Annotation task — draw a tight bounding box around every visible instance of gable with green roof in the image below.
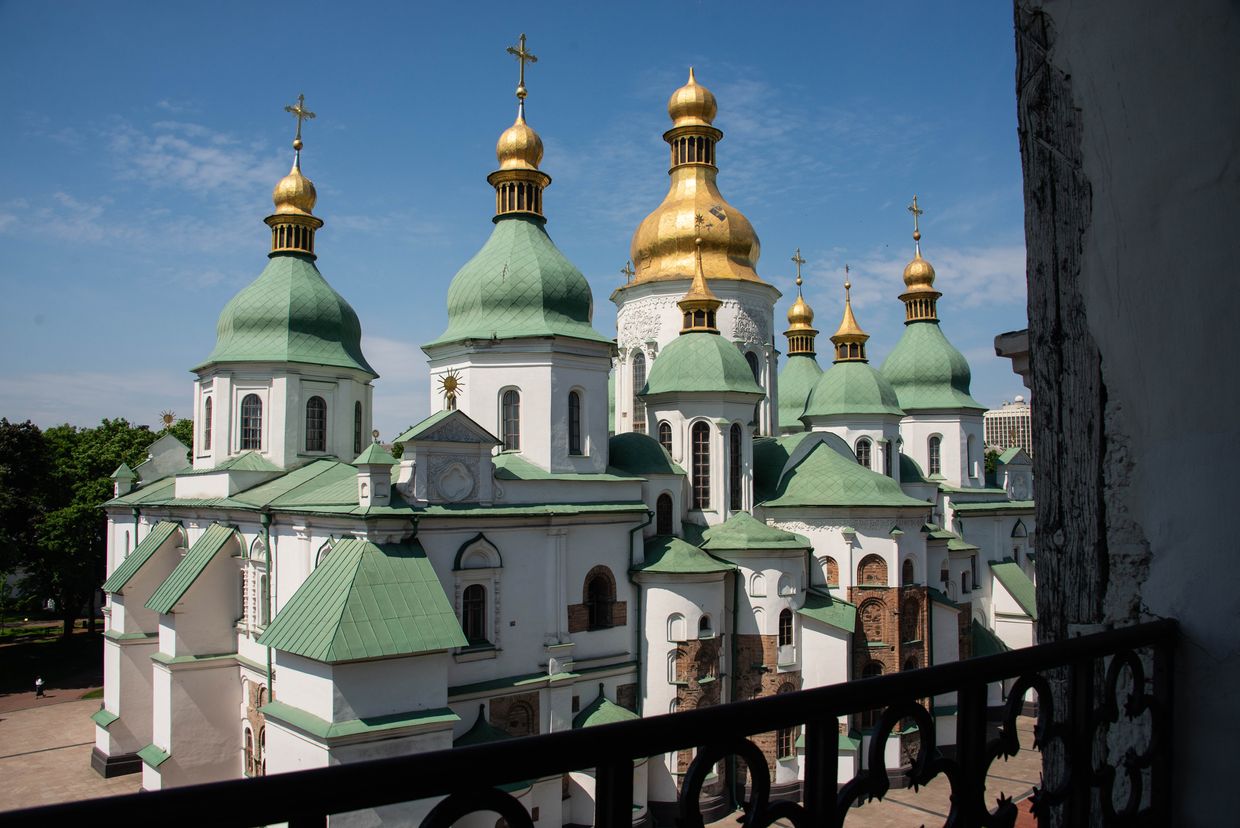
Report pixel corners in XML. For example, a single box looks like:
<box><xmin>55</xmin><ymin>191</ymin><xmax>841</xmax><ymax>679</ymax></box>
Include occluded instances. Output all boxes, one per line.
<box><xmin>700</xmin><ymin>511</ymin><xmax>809</xmax><ymax>552</ymax></box>
<box><xmin>259</xmin><ymin>538</ymin><xmax>466</xmax><ymax>663</ymax></box>
<box><xmin>633</xmin><ymin>535</ymin><xmax>734</xmax><ymax>576</ymax></box>
<box><xmin>797</xmin><ymin>588</ymin><xmax>857</xmax><ymax>633</ymax></box>
<box><xmin>103</xmin><ymin>521</ymin><xmax>183</xmax><ymax>594</ymax></box>
<box><xmin>608</xmin><ymin>432</ymin><xmax>685</xmax><ymax>476</ymax></box>
<box><xmin>989</xmin><ymin>558</ymin><xmax>1038</xmax><ymax>619</ymax></box>
<box><xmin>573</xmin><ymin>686</ymin><xmax>639</xmax><ymax>728</ymax></box>
<box><xmin>761</xmin><ymin>441</ymin><xmax>931</xmax><ymax>510</ymax></box>
<box><xmin>146</xmin><ymin>524</ymin><xmax>239</xmax><ymax>614</ymax></box>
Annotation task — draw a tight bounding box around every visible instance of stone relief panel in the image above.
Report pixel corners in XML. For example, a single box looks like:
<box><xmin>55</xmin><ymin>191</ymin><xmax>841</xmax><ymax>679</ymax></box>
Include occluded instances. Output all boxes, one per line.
<box><xmin>421</xmin><ymin>420</ymin><xmax>486</xmax><ymax>444</ymax></box>
<box><xmin>726</xmin><ymin>301</ymin><xmax>770</xmax><ymax>346</ymax></box>
<box><xmin>616</xmin><ymin>295</ymin><xmax>680</xmax><ymax>351</ymax></box>
<box><xmin>429</xmin><ymin>454</ymin><xmax>478</xmax><ymax>503</ymax></box>
<box><xmin>773</xmin><ymin>518</ymin><xmax>924</xmax><ymax>536</ymax></box>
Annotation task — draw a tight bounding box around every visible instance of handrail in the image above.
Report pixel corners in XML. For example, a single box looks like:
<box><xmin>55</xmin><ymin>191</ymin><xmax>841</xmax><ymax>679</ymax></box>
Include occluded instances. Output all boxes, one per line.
<box><xmin>0</xmin><ymin>618</ymin><xmax>1177</xmax><ymax>828</ymax></box>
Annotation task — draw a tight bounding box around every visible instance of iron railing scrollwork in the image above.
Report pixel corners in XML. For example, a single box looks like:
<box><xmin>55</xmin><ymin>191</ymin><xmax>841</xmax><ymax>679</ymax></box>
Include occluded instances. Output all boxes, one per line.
<box><xmin>0</xmin><ymin>619</ymin><xmax>1176</xmax><ymax>828</ymax></box>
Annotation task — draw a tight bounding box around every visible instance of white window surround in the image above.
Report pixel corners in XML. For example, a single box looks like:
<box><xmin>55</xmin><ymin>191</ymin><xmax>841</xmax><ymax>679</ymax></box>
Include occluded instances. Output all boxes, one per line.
<box><xmin>454</xmin><ymin>539</ymin><xmax>501</xmax><ymax>654</ymax></box>
<box><xmin>667</xmin><ymin>612</ymin><xmax>686</xmax><ymax>642</ymax></box>
<box><xmin>749</xmin><ymin>572</ymin><xmax>767</xmax><ymax>597</ymax></box>
<box><xmin>233</xmin><ymin>386</ymin><xmax>270</xmax><ymax>454</ymax></box>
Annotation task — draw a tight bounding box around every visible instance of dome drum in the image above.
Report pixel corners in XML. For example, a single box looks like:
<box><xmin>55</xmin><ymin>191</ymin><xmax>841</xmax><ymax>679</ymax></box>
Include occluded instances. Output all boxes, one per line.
<box><xmin>265</xmin><ymin>212</ymin><xmax>323</xmax><ymax>258</ymax></box>
<box><xmin>664</xmin><ymin>124</ymin><xmax>723</xmax><ymax>171</ymax></box>
<box><xmin>487</xmin><ymin>168</ymin><xmax>551</xmax><ymax>218</ymax></box>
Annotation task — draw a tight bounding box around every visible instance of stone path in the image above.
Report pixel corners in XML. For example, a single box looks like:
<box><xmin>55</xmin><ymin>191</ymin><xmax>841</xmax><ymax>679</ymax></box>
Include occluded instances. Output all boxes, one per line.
<box><xmin>0</xmin><ymin>697</ymin><xmax>140</xmax><ymax>812</ymax></box>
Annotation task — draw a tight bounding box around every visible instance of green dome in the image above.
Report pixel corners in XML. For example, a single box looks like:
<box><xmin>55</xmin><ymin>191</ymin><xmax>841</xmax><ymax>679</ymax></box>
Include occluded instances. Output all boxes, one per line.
<box><xmin>641</xmin><ymin>332</ymin><xmax>763</xmax><ymax>397</ymax></box>
<box><xmin>423</xmin><ymin>216</ymin><xmax>609</xmax><ymax>348</ymax></box>
<box><xmin>777</xmin><ymin>354</ymin><xmax>823</xmax><ymax>428</ymax></box>
<box><xmin>803</xmin><ymin>360</ymin><xmax>904</xmax><ymax>420</ymax></box>
<box><xmin>199</xmin><ymin>254</ymin><xmax>375</xmax><ymax>375</ymax></box>
<box><xmin>608</xmin><ymin>432</ymin><xmax>684</xmax><ymax>476</ymax></box>
<box><xmin>879</xmin><ymin>321</ymin><xmax>985</xmax><ymax>411</ymax></box>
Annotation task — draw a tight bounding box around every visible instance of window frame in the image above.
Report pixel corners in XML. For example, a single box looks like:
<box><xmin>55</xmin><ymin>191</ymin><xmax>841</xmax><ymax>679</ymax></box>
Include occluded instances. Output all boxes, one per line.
<box><xmin>202</xmin><ymin>395</ymin><xmax>212</xmax><ymax>452</ymax></box>
<box><xmin>461</xmin><ymin>583</ymin><xmax>489</xmax><ymax>645</ymax></box>
<box><xmin>691</xmin><ymin>421</ymin><xmax>711</xmax><ymax>510</ymax></box>
<box><xmin>567</xmin><ymin>390</ymin><xmax>583</xmax><ymax>456</ymax></box>
<box><xmin>729</xmin><ymin>423</ymin><xmax>743</xmax><ymax>511</ymax></box>
<box><xmin>500</xmin><ymin>389</ymin><xmax>521</xmax><ymax>452</ymax></box>
<box><xmin>928</xmin><ymin>434</ymin><xmax>942</xmax><ymax>476</ymax></box>
<box><xmin>631</xmin><ymin>351</ymin><xmax>647</xmax><ymax>435</ymax></box>
<box><xmin>239</xmin><ymin>393</ymin><xmax>264</xmax><ymax>451</ymax></box>
<box><xmin>656</xmin><ymin>492</ymin><xmax>674</xmax><ymax>535</ymax></box>
<box><xmin>305</xmin><ymin>395</ymin><xmax>328</xmax><ymax>453</ymax></box>
<box><xmin>353</xmin><ymin>401</ymin><xmax>363</xmax><ymax>456</ymax></box>
<box><xmin>855</xmin><ymin>437</ymin><xmax>872</xmax><ymax>469</ymax></box>
<box><xmin>657</xmin><ymin>420</ymin><xmax>672</xmax><ymax>454</ymax></box>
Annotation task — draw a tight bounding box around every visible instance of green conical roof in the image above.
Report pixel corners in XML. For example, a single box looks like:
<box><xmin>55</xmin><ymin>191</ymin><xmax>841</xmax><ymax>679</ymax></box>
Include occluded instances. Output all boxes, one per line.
<box><xmin>573</xmin><ymin>685</ymin><xmax>639</xmax><ymax>729</ymax></box>
<box><xmin>879</xmin><ymin>321</ymin><xmax>984</xmax><ymax>411</ymax></box>
<box><xmin>777</xmin><ymin>354</ymin><xmax>823</xmax><ymax>429</ymax></box>
<box><xmin>198</xmin><ymin>254</ymin><xmax>375</xmax><ymax>375</ymax></box>
<box><xmin>803</xmin><ymin>360</ymin><xmax>903</xmax><ymax>420</ymax></box>
<box><xmin>642</xmin><ymin>332</ymin><xmax>763</xmax><ymax>397</ymax></box>
<box><xmin>633</xmin><ymin>535</ymin><xmax>734</xmax><ymax>575</ymax></box>
<box><xmin>423</xmin><ymin>216</ymin><xmax>608</xmax><ymax>348</ymax></box>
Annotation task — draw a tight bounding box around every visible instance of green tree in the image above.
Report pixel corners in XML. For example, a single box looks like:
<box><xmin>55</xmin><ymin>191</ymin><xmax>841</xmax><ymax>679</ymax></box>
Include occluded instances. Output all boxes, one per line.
<box><xmin>0</xmin><ymin>419</ymin><xmax>50</xmax><ymax>576</ymax></box>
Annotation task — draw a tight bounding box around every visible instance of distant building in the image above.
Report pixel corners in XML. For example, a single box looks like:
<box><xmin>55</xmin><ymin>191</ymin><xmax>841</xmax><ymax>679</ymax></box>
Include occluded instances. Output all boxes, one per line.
<box><xmin>984</xmin><ymin>397</ymin><xmax>1033</xmax><ymax>455</ymax></box>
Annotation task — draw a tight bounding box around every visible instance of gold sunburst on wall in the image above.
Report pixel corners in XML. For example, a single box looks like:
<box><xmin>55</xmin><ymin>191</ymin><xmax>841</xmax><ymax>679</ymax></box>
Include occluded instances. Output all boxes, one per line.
<box><xmin>438</xmin><ymin>371</ymin><xmax>463</xmax><ymax>410</ymax></box>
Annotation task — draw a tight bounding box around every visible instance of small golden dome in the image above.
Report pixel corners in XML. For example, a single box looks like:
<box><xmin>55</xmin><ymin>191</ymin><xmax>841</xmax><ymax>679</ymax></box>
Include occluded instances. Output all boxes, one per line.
<box><xmin>787</xmin><ymin>295</ymin><xmax>814</xmax><ymax>329</ymax></box>
<box><xmin>834</xmin><ymin>283</ymin><xmax>866</xmax><ymax>339</ymax></box>
<box><xmin>668</xmin><ymin>67</ymin><xmax>717</xmax><ymax>128</ymax></box>
<box><xmin>902</xmin><ymin>249</ymin><xmax>937</xmax><ymax>289</ymax></box>
<box><xmin>496</xmin><ymin>104</ymin><xmax>544</xmax><ymax>171</ymax></box>
<box><xmin>272</xmin><ymin>162</ymin><xmax>316</xmax><ymax>216</ymax></box>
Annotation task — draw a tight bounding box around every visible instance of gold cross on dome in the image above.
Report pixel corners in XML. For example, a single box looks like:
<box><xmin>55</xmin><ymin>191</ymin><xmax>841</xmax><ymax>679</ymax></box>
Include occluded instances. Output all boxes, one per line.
<box><xmin>284</xmin><ymin>94</ymin><xmax>316</xmax><ymax>144</ymax></box>
<box><xmin>621</xmin><ymin>260</ymin><xmax>635</xmax><ymax>282</ymax></box>
<box><xmin>907</xmin><ymin>194</ymin><xmax>924</xmax><ymax>233</ymax></box>
<box><xmin>791</xmin><ymin>248</ymin><xmax>806</xmax><ymax>286</ymax></box>
<box><xmin>507</xmin><ymin>33</ymin><xmax>538</xmax><ymax>99</ymax></box>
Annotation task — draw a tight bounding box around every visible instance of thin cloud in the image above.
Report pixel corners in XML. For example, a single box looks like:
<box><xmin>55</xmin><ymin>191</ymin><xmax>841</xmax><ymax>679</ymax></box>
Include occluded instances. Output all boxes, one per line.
<box><xmin>362</xmin><ymin>335</ymin><xmax>430</xmax><ymax>441</ymax></box>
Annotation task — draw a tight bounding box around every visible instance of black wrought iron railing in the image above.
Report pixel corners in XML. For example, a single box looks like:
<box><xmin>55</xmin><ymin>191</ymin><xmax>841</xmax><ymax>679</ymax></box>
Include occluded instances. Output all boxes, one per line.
<box><xmin>0</xmin><ymin>619</ymin><xmax>1176</xmax><ymax>828</ymax></box>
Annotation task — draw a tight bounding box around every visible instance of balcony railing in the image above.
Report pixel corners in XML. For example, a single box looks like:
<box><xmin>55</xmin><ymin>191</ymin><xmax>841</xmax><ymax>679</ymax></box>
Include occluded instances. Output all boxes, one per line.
<box><xmin>0</xmin><ymin>619</ymin><xmax>1176</xmax><ymax>828</ymax></box>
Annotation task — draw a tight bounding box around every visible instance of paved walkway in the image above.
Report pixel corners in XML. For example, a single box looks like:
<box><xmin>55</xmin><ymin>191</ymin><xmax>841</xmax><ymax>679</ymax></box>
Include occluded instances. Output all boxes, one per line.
<box><xmin>0</xmin><ymin>697</ymin><xmax>140</xmax><ymax>812</ymax></box>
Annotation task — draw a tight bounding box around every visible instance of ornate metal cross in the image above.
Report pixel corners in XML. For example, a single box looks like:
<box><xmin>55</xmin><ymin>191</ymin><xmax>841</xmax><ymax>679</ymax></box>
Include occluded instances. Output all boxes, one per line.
<box><xmin>507</xmin><ymin>33</ymin><xmax>538</xmax><ymax>99</ymax></box>
<box><xmin>621</xmin><ymin>260</ymin><xmax>635</xmax><ymax>282</ymax></box>
<box><xmin>791</xmin><ymin>248</ymin><xmax>806</xmax><ymax>285</ymax></box>
<box><xmin>284</xmin><ymin>93</ymin><xmax>316</xmax><ymax>144</ymax></box>
<box><xmin>907</xmin><ymin>194</ymin><xmax>924</xmax><ymax>234</ymax></box>
<box><xmin>844</xmin><ymin>263</ymin><xmax>851</xmax><ymax>296</ymax></box>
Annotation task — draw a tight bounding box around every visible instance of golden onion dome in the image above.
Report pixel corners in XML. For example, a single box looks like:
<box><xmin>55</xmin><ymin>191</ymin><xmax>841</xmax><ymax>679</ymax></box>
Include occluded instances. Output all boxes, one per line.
<box><xmin>496</xmin><ymin>104</ymin><xmax>544</xmax><ymax>171</ymax></box>
<box><xmin>787</xmin><ymin>294</ymin><xmax>814</xmax><ymax>330</ymax></box>
<box><xmin>668</xmin><ymin>67</ymin><xmax>717</xmax><ymax>127</ymax></box>
<box><xmin>272</xmin><ymin>161</ymin><xmax>316</xmax><ymax>216</ymax></box>
<box><xmin>902</xmin><ymin>249</ymin><xmax>937</xmax><ymax>290</ymax></box>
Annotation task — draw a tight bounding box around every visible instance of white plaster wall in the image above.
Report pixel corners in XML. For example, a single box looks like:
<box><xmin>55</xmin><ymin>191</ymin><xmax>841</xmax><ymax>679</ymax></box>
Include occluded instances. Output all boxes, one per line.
<box><xmin>98</xmin><ymin>636</ymin><xmax>158</xmax><ymax>757</ymax></box>
<box><xmin>897</xmin><ymin>413</ymin><xmax>984</xmax><ymax>488</ymax></box>
<box><xmin>155</xmin><ymin>661</ymin><xmax>240</xmax><ymax>787</ymax></box>
<box><xmin>799</xmin><ymin>624</ymin><xmax>850</xmax><ymax>690</ymax></box>
<box><xmin>332</xmin><ymin>654</ymin><xmax>450</xmax><ymax>721</ymax></box>
<box><xmin>273</xmin><ymin>653</ymin><xmax>336</xmax><ymax>722</ymax></box>
<box><xmin>641</xmin><ymin>578</ymin><xmax>727</xmax><ymax>715</ymax></box>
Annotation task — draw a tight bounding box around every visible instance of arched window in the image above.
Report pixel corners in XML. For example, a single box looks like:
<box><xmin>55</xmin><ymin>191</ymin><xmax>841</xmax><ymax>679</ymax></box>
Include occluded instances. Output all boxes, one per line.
<box><xmin>904</xmin><ymin>656</ymin><xmax>920</xmax><ymax>672</ymax></box>
<box><xmin>967</xmin><ymin>434</ymin><xmax>977</xmax><ymax>477</ymax></box>
<box><xmin>776</xmin><ymin>683</ymin><xmax>796</xmax><ymax>757</ymax></box>
<box><xmin>568</xmin><ymin>391</ymin><xmax>582</xmax><ymax>455</ymax></box>
<box><xmin>857</xmin><ymin>554</ymin><xmax>888</xmax><ymax>586</ymax></box>
<box><xmin>884</xmin><ymin>440</ymin><xmax>892</xmax><ymax>476</ymax></box>
<box><xmin>668</xmin><ymin>649</ymin><xmax>686</xmax><ymax>683</ymax></box>
<box><xmin>962</xmin><ymin>571</ymin><xmax>971</xmax><ymax>593</ymax></box>
<box><xmin>902</xmin><ymin>558</ymin><xmax>915</xmax><ymax>585</ymax></box>
<box><xmin>901</xmin><ymin>598</ymin><xmax>921</xmax><ymax>643</ymax></box>
<box><xmin>305</xmin><ymin>396</ymin><xmax>327</xmax><ymax>452</ymax></box>
<box><xmin>657</xmin><ymin>420</ymin><xmax>672</xmax><ymax>454</ymax></box>
<box><xmin>506</xmin><ymin>701</ymin><xmax>535</xmax><ymax>737</ymax></box>
<box><xmin>257</xmin><ymin>726</ymin><xmax>265</xmax><ymax>776</ymax></box>
<box><xmin>745</xmin><ymin>351</ymin><xmax>761</xmax><ymax>384</ymax></box>
<box><xmin>778</xmin><ymin>609</ymin><xmax>793</xmax><ymax>647</ymax></box>
<box><xmin>855</xmin><ymin>437</ymin><xmax>872</xmax><ymax>469</ymax></box>
<box><xmin>462</xmin><ymin>584</ymin><xmax>487</xmax><ymax>644</ymax></box>
<box><xmin>631</xmin><ymin>352</ymin><xmax>647</xmax><ymax>434</ymax></box>
<box><xmin>667</xmin><ymin>613</ymin><xmax>686</xmax><ymax>642</ymax></box>
<box><xmin>240</xmin><ymin>394</ymin><xmax>263</xmax><ymax>450</ymax></box>
<box><xmin>586</xmin><ymin>569</ymin><xmax>616</xmax><ymax>629</ymax></box>
<box><xmin>243</xmin><ymin>726</ymin><xmax>254</xmax><ymax>777</ymax></box>
<box><xmin>501</xmin><ymin>390</ymin><xmax>520</xmax><ymax>451</ymax></box>
<box><xmin>729</xmin><ymin>423</ymin><xmax>743</xmax><ymax>510</ymax></box>
<box><xmin>656</xmin><ymin>493</ymin><xmax>674</xmax><ymax>535</ymax></box>
<box><xmin>353</xmin><ymin>401</ymin><xmax>363</xmax><ymax>456</ymax></box>
<box><xmin>699</xmin><ymin>614</ymin><xmax>712</xmax><ymax>636</ymax></box>
<box><xmin>824</xmin><ymin>556</ymin><xmax>840</xmax><ymax>587</ymax></box>
<box><xmin>202</xmin><ymin>397</ymin><xmax>212</xmax><ymax>451</ymax></box>
<box><xmin>928</xmin><ymin>435</ymin><xmax>942</xmax><ymax>476</ymax></box>
<box><xmin>691</xmin><ymin>422</ymin><xmax>710</xmax><ymax>509</ymax></box>
<box><xmin>749</xmin><ymin>572</ymin><xmax>767</xmax><ymax>597</ymax></box>
<box><xmin>859</xmin><ymin>599</ymin><xmax>884</xmax><ymax>643</ymax></box>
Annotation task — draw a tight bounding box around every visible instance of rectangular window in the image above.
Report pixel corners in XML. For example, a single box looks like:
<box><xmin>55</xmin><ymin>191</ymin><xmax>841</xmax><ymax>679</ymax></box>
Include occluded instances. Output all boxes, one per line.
<box><xmin>691</xmin><ymin>423</ymin><xmax>711</xmax><ymax>509</ymax></box>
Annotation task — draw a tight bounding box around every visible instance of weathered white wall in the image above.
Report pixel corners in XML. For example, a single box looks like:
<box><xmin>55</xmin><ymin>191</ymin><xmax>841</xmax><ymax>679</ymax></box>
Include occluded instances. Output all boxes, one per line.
<box><xmin>1020</xmin><ymin>2</ymin><xmax>1240</xmax><ymax>821</ymax></box>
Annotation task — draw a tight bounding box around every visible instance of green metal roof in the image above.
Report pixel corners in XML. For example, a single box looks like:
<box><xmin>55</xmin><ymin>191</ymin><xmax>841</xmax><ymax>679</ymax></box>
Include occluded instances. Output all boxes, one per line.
<box><xmin>198</xmin><ymin>253</ymin><xmax>375</xmax><ymax>376</ymax></box>
<box><xmin>899</xmin><ymin>454</ymin><xmax>932</xmax><ymax>484</ymax></box>
<box><xmin>137</xmin><ymin>743</ymin><xmax>170</xmax><ymax>768</ymax></box>
<box><xmin>927</xmin><ymin>587</ymin><xmax>959</xmax><ymax>608</ymax></box>
<box><xmin>607</xmin><ymin>432</ymin><xmax>685</xmax><ymax>476</ymax></box>
<box><xmin>641</xmin><ymin>332</ymin><xmax>764</xmax><ymax>397</ymax></box>
<box><xmin>802</xmin><ymin>360</ymin><xmax>904</xmax><ymax>419</ymax></box>
<box><xmin>91</xmin><ymin>708</ymin><xmax>120</xmax><ymax>729</ymax></box>
<box><xmin>262</xmin><ymin>699</ymin><xmax>458</xmax><ymax>740</ymax></box>
<box><xmin>752</xmin><ymin>432</ymin><xmax>816</xmax><ymax>503</ymax></box>
<box><xmin>455</xmin><ymin>705</ymin><xmax>514</xmax><ymax>747</ymax></box>
<box><xmin>179</xmin><ymin>451</ymin><xmax>283</xmax><ymax>475</ymax></box>
<box><xmin>951</xmin><ymin>500</ymin><xmax>1035</xmax><ymax>513</ymax></box>
<box><xmin>989</xmin><ymin>558</ymin><xmax>1038</xmax><ymax>619</ymax></box>
<box><xmin>700</xmin><ymin>511</ymin><xmax>809</xmax><ymax>552</ymax></box>
<box><xmin>879</xmin><ymin>320</ymin><xmax>984</xmax><ymax>411</ymax></box>
<box><xmin>493</xmin><ymin>452</ymin><xmax>640</xmax><ymax>482</ymax></box>
<box><xmin>761</xmin><ymin>440</ymin><xmax>931</xmax><ymax>509</ymax></box>
<box><xmin>110</xmin><ymin>462</ymin><xmax>137</xmax><ymax>481</ymax></box>
<box><xmin>573</xmin><ymin>686</ymin><xmax>639</xmax><ymax>728</ymax></box>
<box><xmin>777</xmin><ymin>354</ymin><xmax>823</xmax><ymax>428</ymax></box>
<box><xmin>145</xmin><ymin>524</ymin><xmax>238</xmax><ymax>614</ymax></box>
<box><xmin>353</xmin><ymin>442</ymin><xmax>397</xmax><ymax>466</ymax></box>
<box><xmin>971</xmin><ymin>619</ymin><xmax>1012</xmax><ymax>657</ymax></box>
<box><xmin>947</xmin><ymin>537</ymin><xmax>980</xmax><ymax>552</ymax></box>
<box><xmin>102</xmin><ymin>520</ymin><xmax>182</xmax><ymax>594</ymax></box>
<box><xmin>796</xmin><ymin>588</ymin><xmax>857</xmax><ymax>633</ymax></box>
<box><xmin>997</xmin><ymin>447</ymin><xmax>1027</xmax><ymax>464</ymax></box>
<box><xmin>424</xmin><ymin>215</ymin><xmax>609</xmax><ymax>348</ymax></box>
<box><xmin>258</xmin><ymin>538</ymin><xmax>465</xmax><ymax>663</ymax></box>
<box><xmin>633</xmin><ymin>535</ymin><xmax>734</xmax><ymax>575</ymax></box>
<box><xmin>393</xmin><ymin>409</ymin><xmax>500</xmax><ymax>445</ymax></box>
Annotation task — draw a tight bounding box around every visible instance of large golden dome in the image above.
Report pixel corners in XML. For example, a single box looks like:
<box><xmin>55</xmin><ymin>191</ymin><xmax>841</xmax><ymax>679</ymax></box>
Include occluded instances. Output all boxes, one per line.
<box><xmin>272</xmin><ymin>162</ymin><xmax>316</xmax><ymax>216</ymax></box>
<box><xmin>627</xmin><ymin>69</ymin><xmax>765</xmax><ymax>285</ymax></box>
<box><xmin>496</xmin><ymin>105</ymin><xmax>544</xmax><ymax>171</ymax></box>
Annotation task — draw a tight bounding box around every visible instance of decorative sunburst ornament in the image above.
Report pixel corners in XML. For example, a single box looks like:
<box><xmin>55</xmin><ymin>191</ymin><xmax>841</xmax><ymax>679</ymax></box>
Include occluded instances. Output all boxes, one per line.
<box><xmin>438</xmin><ymin>371</ymin><xmax>463</xmax><ymax>410</ymax></box>
<box><xmin>160</xmin><ymin>410</ymin><xmax>176</xmax><ymax>428</ymax></box>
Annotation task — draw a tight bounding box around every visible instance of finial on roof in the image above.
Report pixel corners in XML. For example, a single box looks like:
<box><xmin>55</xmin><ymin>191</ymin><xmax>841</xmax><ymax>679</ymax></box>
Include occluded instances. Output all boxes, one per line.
<box><xmin>831</xmin><ymin>264</ymin><xmax>869</xmax><ymax>363</ymax></box>
<box><xmin>490</xmin><ymin>34</ymin><xmax>550</xmax><ymax>218</ymax></box>
<box><xmin>678</xmin><ymin>216</ymin><xmax>722</xmax><ymax>333</ymax></box>
<box><xmin>784</xmin><ymin>247</ymin><xmax>817</xmax><ymax>355</ymax></box>
<box><xmin>507</xmin><ymin>33</ymin><xmax>538</xmax><ymax>102</ymax></box>
<box><xmin>899</xmin><ymin>194</ymin><xmax>940</xmax><ymax>322</ymax></box>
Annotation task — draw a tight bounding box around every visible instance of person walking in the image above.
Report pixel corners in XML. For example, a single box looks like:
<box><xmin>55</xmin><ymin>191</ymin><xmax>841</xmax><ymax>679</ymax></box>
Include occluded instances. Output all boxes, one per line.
<box><xmin>34</xmin><ymin>676</ymin><xmax>44</xmax><ymax>698</ymax></box>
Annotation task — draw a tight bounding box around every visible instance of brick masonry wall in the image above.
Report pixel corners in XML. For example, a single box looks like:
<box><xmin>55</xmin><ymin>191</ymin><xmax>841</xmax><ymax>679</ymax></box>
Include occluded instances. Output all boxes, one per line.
<box><xmin>735</xmin><ymin>634</ymin><xmax>801</xmax><ymax>779</ymax></box>
<box><xmin>566</xmin><ymin>600</ymin><xmax>628</xmax><ymax>633</ymax></box>
<box><xmin>490</xmin><ymin>690</ymin><xmax>540</xmax><ymax>737</ymax></box>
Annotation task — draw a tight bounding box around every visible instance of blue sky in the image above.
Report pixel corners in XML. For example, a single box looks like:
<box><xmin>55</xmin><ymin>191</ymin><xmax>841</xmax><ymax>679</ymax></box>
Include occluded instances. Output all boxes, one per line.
<box><xmin>0</xmin><ymin>1</ymin><xmax>1028</xmax><ymax>440</ymax></box>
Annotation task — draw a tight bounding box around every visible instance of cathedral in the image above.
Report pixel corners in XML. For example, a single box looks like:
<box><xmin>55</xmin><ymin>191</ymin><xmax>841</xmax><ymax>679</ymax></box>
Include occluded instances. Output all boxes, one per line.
<box><xmin>94</xmin><ymin>45</ymin><xmax>1036</xmax><ymax>827</ymax></box>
